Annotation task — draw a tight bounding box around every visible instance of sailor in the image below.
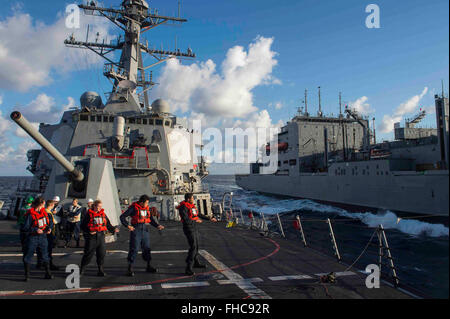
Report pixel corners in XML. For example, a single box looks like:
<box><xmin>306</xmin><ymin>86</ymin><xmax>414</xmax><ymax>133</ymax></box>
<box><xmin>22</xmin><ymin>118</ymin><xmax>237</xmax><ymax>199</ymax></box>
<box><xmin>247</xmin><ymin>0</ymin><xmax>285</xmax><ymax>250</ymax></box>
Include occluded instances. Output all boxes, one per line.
<box><xmin>51</xmin><ymin>195</ymin><xmax>64</xmax><ymax>244</ymax></box>
<box><xmin>52</xmin><ymin>196</ymin><xmax>63</xmax><ymax>215</ymax></box>
<box><xmin>80</xmin><ymin>198</ymin><xmax>94</xmax><ymax>224</ymax></box>
<box><xmin>80</xmin><ymin>199</ymin><xmax>119</xmax><ymax>276</ymax></box>
<box><xmin>176</xmin><ymin>193</ymin><xmax>217</xmax><ymax>276</ymax></box>
<box><xmin>120</xmin><ymin>195</ymin><xmax>164</xmax><ymax>276</ymax></box>
<box><xmin>36</xmin><ymin>200</ymin><xmax>60</xmax><ymax>271</ymax></box>
<box><xmin>17</xmin><ymin>196</ymin><xmax>34</xmax><ymax>253</ymax></box>
<box><xmin>45</xmin><ymin>200</ymin><xmax>60</xmax><ymax>270</ymax></box>
<box><xmin>86</xmin><ymin>198</ymin><xmax>94</xmax><ymax>212</ymax></box>
<box><xmin>22</xmin><ymin>197</ymin><xmax>53</xmax><ymax>281</ymax></box>
<box><xmin>66</xmin><ymin>198</ymin><xmax>82</xmax><ymax>248</ymax></box>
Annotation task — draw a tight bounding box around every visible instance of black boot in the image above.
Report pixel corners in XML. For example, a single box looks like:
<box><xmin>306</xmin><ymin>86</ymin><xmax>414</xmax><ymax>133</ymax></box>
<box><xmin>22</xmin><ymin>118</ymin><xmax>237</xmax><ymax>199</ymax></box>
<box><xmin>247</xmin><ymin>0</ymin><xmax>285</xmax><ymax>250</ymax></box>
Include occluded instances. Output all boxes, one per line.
<box><xmin>36</xmin><ymin>261</ymin><xmax>42</xmax><ymax>269</ymax></box>
<box><xmin>50</xmin><ymin>261</ymin><xmax>60</xmax><ymax>271</ymax></box>
<box><xmin>76</xmin><ymin>240</ymin><xmax>80</xmax><ymax>248</ymax></box>
<box><xmin>193</xmin><ymin>261</ymin><xmax>206</xmax><ymax>269</ymax></box>
<box><xmin>185</xmin><ymin>266</ymin><xmax>194</xmax><ymax>276</ymax></box>
<box><xmin>43</xmin><ymin>263</ymin><xmax>53</xmax><ymax>279</ymax></box>
<box><xmin>127</xmin><ymin>264</ymin><xmax>135</xmax><ymax>277</ymax></box>
<box><xmin>24</xmin><ymin>262</ymin><xmax>30</xmax><ymax>282</ymax></box>
<box><xmin>146</xmin><ymin>262</ymin><xmax>157</xmax><ymax>273</ymax></box>
<box><xmin>97</xmin><ymin>265</ymin><xmax>106</xmax><ymax>277</ymax></box>
<box><xmin>80</xmin><ymin>265</ymin><xmax>85</xmax><ymax>276</ymax></box>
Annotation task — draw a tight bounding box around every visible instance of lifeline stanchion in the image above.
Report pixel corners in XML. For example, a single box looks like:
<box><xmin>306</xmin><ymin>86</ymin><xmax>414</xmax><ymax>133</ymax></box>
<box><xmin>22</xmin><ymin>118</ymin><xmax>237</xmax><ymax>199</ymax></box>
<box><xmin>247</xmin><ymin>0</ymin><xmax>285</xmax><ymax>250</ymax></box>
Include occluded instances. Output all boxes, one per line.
<box><xmin>276</xmin><ymin>213</ymin><xmax>285</xmax><ymax>238</ymax></box>
<box><xmin>376</xmin><ymin>228</ymin><xmax>383</xmax><ymax>272</ymax></box>
<box><xmin>327</xmin><ymin>218</ymin><xmax>341</xmax><ymax>261</ymax></box>
<box><xmin>261</xmin><ymin>213</ymin><xmax>268</xmax><ymax>232</ymax></box>
<box><xmin>221</xmin><ymin>192</ymin><xmax>234</xmax><ymax>221</ymax></box>
<box><xmin>295</xmin><ymin>215</ymin><xmax>307</xmax><ymax>247</ymax></box>
<box><xmin>378</xmin><ymin>224</ymin><xmax>400</xmax><ymax>287</ymax></box>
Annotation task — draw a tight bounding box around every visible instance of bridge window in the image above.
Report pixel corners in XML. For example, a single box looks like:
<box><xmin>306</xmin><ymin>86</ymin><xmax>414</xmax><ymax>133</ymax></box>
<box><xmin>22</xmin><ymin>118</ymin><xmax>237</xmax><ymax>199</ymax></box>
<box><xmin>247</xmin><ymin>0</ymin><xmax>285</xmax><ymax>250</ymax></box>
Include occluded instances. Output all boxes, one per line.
<box><xmin>143</xmin><ymin>119</ymin><xmax>147</xmax><ymax>125</ymax></box>
<box><xmin>109</xmin><ymin>116</ymin><xmax>114</xmax><ymax>122</ymax></box>
<box><xmin>103</xmin><ymin>116</ymin><xmax>109</xmax><ymax>122</ymax></box>
<box><xmin>156</xmin><ymin>119</ymin><xmax>163</xmax><ymax>126</ymax></box>
<box><xmin>136</xmin><ymin>118</ymin><xmax>142</xmax><ymax>124</ymax></box>
<box><xmin>165</xmin><ymin>121</ymin><xmax>171</xmax><ymax>127</ymax></box>
<box><xmin>128</xmin><ymin>118</ymin><xmax>136</xmax><ymax>124</ymax></box>
<box><xmin>80</xmin><ymin>115</ymin><xmax>88</xmax><ymax>121</ymax></box>
<box><xmin>149</xmin><ymin>119</ymin><xmax>154</xmax><ymax>125</ymax></box>
<box><xmin>97</xmin><ymin>115</ymin><xmax>102</xmax><ymax>122</ymax></box>
<box><xmin>90</xmin><ymin>116</ymin><xmax>95</xmax><ymax>122</ymax></box>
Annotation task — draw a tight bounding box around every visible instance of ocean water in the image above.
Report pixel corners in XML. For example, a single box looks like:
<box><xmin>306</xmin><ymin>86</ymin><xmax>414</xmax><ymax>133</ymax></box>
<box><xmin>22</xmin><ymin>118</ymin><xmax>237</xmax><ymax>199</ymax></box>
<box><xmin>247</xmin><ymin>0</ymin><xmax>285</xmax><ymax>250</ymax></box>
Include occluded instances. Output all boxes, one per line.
<box><xmin>0</xmin><ymin>175</ymin><xmax>448</xmax><ymax>298</ymax></box>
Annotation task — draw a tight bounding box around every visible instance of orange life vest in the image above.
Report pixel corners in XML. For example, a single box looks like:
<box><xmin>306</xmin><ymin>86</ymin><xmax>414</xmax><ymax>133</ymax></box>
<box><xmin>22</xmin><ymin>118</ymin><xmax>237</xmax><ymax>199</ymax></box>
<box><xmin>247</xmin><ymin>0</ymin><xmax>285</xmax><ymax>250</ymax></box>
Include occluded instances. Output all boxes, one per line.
<box><xmin>176</xmin><ymin>201</ymin><xmax>199</xmax><ymax>223</ymax></box>
<box><xmin>130</xmin><ymin>202</ymin><xmax>151</xmax><ymax>225</ymax></box>
<box><xmin>87</xmin><ymin>209</ymin><xmax>108</xmax><ymax>232</ymax></box>
<box><xmin>27</xmin><ymin>207</ymin><xmax>50</xmax><ymax>231</ymax></box>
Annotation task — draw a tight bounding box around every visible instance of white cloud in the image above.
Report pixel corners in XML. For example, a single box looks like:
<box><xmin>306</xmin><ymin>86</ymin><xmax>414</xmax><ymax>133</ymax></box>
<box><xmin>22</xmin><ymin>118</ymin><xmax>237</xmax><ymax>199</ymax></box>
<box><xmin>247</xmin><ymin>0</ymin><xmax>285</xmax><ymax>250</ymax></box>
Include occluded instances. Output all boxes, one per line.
<box><xmin>0</xmin><ymin>143</ymin><xmax>15</xmax><ymax>164</ymax></box>
<box><xmin>151</xmin><ymin>36</ymin><xmax>283</xmax><ymax>160</ymax></box>
<box><xmin>379</xmin><ymin>87</ymin><xmax>428</xmax><ymax>133</ymax></box>
<box><xmin>151</xmin><ymin>36</ymin><xmax>280</xmax><ymax>119</ymax></box>
<box><xmin>0</xmin><ymin>110</ymin><xmax>12</xmax><ymax>138</ymax></box>
<box><xmin>395</xmin><ymin>87</ymin><xmax>428</xmax><ymax>116</ymax></box>
<box><xmin>232</xmin><ymin>109</ymin><xmax>283</xmax><ymax>130</ymax></box>
<box><xmin>0</xmin><ymin>10</ymin><xmax>113</xmax><ymax>91</ymax></box>
<box><xmin>273</xmin><ymin>102</ymin><xmax>283</xmax><ymax>110</ymax></box>
<box><xmin>348</xmin><ymin>96</ymin><xmax>373</xmax><ymax>115</ymax></box>
<box><xmin>15</xmin><ymin>94</ymin><xmax>75</xmax><ymax>127</ymax></box>
<box><xmin>0</xmin><ymin>140</ymin><xmax>38</xmax><ymax>168</ymax></box>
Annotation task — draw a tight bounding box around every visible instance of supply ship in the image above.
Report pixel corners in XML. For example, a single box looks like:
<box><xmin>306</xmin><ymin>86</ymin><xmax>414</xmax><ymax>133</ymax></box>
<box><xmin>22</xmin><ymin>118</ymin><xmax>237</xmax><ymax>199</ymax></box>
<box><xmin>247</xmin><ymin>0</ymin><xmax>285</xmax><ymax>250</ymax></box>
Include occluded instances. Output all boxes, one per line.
<box><xmin>236</xmin><ymin>90</ymin><xmax>449</xmax><ymax>218</ymax></box>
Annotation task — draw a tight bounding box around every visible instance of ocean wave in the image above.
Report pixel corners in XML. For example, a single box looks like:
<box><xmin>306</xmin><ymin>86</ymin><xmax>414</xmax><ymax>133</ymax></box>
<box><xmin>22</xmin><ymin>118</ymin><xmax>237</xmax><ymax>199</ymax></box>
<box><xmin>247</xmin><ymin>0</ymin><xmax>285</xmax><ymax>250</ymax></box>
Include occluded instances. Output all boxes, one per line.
<box><xmin>234</xmin><ymin>192</ymin><xmax>449</xmax><ymax>238</ymax></box>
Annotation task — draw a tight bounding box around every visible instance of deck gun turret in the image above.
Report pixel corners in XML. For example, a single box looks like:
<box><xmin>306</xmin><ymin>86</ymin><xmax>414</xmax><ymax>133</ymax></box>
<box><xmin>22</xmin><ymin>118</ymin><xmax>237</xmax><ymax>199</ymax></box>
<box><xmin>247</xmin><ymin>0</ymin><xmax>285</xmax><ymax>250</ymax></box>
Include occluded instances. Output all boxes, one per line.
<box><xmin>11</xmin><ymin>112</ymin><xmax>85</xmax><ymax>183</ymax></box>
<box><xmin>10</xmin><ymin>111</ymin><xmax>122</xmax><ymax>228</ymax></box>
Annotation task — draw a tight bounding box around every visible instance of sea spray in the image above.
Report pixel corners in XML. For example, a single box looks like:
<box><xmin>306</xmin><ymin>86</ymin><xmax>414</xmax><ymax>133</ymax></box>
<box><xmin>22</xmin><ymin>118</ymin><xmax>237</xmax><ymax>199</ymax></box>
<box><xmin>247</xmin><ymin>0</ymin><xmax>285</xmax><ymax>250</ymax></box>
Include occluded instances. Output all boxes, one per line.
<box><xmin>233</xmin><ymin>192</ymin><xmax>449</xmax><ymax>238</ymax></box>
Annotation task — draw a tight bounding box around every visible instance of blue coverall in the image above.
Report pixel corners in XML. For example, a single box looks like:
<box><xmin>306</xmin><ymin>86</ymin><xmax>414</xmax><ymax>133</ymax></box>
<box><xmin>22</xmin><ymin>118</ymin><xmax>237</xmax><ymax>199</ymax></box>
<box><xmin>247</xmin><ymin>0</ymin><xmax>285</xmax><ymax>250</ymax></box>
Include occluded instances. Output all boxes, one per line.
<box><xmin>22</xmin><ymin>212</ymin><xmax>54</xmax><ymax>264</ymax></box>
<box><xmin>120</xmin><ymin>206</ymin><xmax>161</xmax><ymax>264</ymax></box>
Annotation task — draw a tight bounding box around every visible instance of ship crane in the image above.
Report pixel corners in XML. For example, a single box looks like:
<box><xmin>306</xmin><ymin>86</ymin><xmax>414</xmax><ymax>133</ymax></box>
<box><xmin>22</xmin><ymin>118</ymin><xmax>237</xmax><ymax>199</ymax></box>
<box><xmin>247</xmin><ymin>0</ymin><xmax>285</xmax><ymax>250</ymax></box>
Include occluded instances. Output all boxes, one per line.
<box><xmin>344</xmin><ymin>108</ymin><xmax>371</xmax><ymax>153</ymax></box>
<box><xmin>405</xmin><ymin>110</ymin><xmax>426</xmax><ymax>128</ymax></box>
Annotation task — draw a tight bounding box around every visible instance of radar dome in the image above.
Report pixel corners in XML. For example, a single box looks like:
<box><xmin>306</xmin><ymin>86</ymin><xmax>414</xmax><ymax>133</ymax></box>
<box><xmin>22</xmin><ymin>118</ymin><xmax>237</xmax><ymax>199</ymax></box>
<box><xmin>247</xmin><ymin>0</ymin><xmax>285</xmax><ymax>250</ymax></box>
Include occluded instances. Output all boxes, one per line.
<box><xmin>80</xmin><ymin>91</ymin><xmax>103</xmax><ymax>109</ymax></box>
<box><xmin>151</xmin><ymin>99</ymin><xmax>170</xmax><ymax>114</ymax></box>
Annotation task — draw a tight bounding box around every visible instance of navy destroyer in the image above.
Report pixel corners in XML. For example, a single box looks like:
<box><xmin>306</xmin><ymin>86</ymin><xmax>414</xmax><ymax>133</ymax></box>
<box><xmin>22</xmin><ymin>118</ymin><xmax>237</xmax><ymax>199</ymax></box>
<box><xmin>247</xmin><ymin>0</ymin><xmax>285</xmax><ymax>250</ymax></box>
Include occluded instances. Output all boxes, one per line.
<box><xmin>236</xmin><ymin>89</ymin><xmax>449</xmax><ymax>218</ymax></box>
<box><xmin>6</xmin><ymin>0</ymin><xmax>212</xmax><ymax>227</ymax></box>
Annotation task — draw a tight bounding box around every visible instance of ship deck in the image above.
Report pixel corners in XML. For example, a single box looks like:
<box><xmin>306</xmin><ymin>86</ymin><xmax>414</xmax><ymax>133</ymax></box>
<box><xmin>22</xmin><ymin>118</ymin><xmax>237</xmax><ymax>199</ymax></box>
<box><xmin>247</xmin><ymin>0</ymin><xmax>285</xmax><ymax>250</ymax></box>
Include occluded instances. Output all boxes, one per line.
<box><xmin>0</xmin><ymin>220</ymin><xmax>414</xmax><ymax>299</ymax></box>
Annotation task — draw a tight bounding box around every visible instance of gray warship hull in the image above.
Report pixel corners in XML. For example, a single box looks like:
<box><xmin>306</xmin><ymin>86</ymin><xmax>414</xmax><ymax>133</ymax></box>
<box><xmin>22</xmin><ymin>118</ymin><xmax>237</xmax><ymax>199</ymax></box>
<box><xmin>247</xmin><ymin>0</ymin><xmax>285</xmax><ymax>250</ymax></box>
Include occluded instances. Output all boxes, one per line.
<box><xmin>236</xmin><ymin>160</ymin><xmax>449</xmax><ymax>217</ymax></box>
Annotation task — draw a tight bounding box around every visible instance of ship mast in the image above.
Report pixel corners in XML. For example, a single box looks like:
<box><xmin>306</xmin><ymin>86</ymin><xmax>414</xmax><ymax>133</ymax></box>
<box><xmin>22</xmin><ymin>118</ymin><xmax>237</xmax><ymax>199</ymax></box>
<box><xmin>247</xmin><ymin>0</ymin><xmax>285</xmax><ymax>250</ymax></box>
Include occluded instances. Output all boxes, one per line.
<box><xmin>64</xmin><ymin>0</ymin><xmax>195</xmax><ymax>109</ymax></box>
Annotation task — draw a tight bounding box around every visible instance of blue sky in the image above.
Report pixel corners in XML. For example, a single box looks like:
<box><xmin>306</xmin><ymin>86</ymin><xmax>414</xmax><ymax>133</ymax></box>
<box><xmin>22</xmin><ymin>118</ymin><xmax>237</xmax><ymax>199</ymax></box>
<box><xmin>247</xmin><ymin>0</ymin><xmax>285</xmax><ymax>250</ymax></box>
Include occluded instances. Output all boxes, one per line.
<box><xmin>0</xmin><ymin>0</ymin><xmax>448</xmax><ymax>175</ymax></box>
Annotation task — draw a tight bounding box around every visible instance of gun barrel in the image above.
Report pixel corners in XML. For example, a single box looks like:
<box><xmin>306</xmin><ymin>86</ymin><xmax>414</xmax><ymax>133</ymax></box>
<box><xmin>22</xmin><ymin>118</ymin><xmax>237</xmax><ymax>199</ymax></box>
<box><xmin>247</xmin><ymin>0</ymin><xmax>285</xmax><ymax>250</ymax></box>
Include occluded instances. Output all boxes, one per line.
<box><xmin>10</xmin><ymin>111</ymin><xmax>84</xmax><ymax>182</ymax></box>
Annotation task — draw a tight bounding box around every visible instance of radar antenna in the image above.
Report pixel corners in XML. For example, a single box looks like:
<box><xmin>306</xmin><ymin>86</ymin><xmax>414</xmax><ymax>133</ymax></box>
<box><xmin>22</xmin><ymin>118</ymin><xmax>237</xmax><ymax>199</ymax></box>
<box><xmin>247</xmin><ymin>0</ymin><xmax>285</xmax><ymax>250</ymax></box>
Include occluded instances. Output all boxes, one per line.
<box><xmin>64</xmin><ymin>0</ymin><xmax>195</xmax><ymax>109</ymax></box>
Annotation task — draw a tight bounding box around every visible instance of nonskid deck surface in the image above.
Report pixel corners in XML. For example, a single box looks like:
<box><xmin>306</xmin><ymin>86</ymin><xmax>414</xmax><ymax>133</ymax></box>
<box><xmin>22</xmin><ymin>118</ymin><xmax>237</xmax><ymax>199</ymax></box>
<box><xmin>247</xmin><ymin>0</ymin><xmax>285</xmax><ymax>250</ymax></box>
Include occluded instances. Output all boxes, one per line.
<box><xmin>0</xmin><ymin>220</ymin><xmax>411</xmax><ymax>299</ymax></box>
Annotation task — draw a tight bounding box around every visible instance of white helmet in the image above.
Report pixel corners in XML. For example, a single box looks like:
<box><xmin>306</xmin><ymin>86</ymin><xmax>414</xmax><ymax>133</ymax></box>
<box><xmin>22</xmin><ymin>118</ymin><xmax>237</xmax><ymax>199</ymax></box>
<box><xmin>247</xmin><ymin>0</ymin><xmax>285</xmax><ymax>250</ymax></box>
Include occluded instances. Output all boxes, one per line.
<box><xmin>53</xmin><ymin>196</ymin><xmax>60</xmax><ymax>202</ymax></box>
<box><xmin>87</xmin><ymin>198</ymin><xmax>94</xmax><ymax>203</ymax></box>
